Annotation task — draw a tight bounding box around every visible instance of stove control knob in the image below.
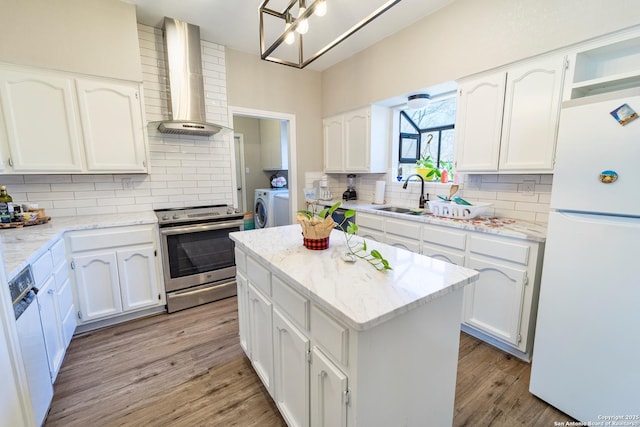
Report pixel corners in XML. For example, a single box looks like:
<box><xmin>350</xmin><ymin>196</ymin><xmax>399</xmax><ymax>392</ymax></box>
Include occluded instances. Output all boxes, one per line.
<box><xmin>162</xmin><ymin>214</ymin><xmax>169</xmax><ymax>221</ymax></box>
<box><xmin>172</xmin><ymin>213</ymin><xmax>180</xmax><ymax>220</ymax></box>
<box><xmin>227</xmin><ymin>207</ymin><xmax>234</xmax><ymax>214</ymax></box>
<box><xmin>235</xmin><ymin>208</ymin><xmax>242</xmax><ymax>213</ymax></box>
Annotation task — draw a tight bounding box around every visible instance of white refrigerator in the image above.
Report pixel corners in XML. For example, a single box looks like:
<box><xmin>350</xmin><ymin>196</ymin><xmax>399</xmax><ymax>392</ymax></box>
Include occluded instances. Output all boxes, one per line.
<box><xmin>530</xmin><ymin>88</ymin><xmax>640</xmax><ymax>421</ymax></box>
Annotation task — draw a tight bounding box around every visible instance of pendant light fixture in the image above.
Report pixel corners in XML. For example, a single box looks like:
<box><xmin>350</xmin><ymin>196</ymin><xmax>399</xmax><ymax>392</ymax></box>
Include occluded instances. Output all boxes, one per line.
<box><xmin>259</xmin><ymin>0</ymin><xmax>403</xmax><ymax>69</ymax></box>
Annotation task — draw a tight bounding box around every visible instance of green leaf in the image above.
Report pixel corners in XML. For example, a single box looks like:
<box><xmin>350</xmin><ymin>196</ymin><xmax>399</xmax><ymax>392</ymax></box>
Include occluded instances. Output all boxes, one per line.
<box><xmin>344</xmin><ymin>210</ymin><xmax>355</xmax><ymax>219</ymax></box>
<box><xmin>318</xmin><ymin>208</ymin><xmax>329</xmax><ymax>218</ymax></box>
<box><xmin>362</xmin><ymin>240</ymin><xmax>367</xmax><ymax>251</ymax></box>
<box><xmin>346</xmin><ymin>223</ymin><xmax>358</xmax><ymax>234</ymax></box>
<box><xmin>370</xmin><ymin>250</ymin><xmax>382</xmax><ymax>259</ymax></box>
<box><xmin>297</xmin><ymin>210</ymin><xmax>313</xmax><ymax>220</ymax></box>
<box><xmin>327</xmin><ymin>202</ymin><xmax>342</xmax><ymax>215</ymax></box>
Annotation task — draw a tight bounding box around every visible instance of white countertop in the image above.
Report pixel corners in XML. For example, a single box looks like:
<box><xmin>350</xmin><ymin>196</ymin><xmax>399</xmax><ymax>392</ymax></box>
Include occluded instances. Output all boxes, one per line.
<box><xmin>314</xmin><ymin>199</ymin><xmax>548</xmax><ymax>242</ymax></box>
<box><xmin>0</xmin><ymin>212</ymin><xmax>158</xmax><ymax>279</ymax></box>
<box><xmin>231</xmin><ymin>224</ymin><xmax>479</xmax><ymax>331</ymax></box>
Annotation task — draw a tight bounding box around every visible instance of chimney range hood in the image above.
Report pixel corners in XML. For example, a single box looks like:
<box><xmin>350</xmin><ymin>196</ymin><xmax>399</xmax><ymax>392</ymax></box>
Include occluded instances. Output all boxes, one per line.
<box><xmin>158</xmin><ymin>17</ymin><xmax>230</xmax><ymax>137</ymax></box>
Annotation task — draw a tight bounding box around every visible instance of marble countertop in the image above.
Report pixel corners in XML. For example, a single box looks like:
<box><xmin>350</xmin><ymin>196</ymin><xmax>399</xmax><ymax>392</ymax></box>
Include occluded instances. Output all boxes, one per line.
<box><xmin>231</xmin><ymin>224</ymin><xmax>479</xmax><ymax>331</ymax></box>
<box><xmin>313</xmin><ymin>199</ymin><xmax>547</xmax><ymax>242</ymax></box>
<box><xmin>1</xmin><ymin>212</ymin><xmax>158</xmax><ymax>279</ymax></box>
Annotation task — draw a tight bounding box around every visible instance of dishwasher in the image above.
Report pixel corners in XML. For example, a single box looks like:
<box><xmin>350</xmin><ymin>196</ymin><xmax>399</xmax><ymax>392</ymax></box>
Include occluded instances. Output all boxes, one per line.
<box><xmin>10</xmin><ymin>266</ymin><xmax>53</xmax><ymax>426</ymax></box>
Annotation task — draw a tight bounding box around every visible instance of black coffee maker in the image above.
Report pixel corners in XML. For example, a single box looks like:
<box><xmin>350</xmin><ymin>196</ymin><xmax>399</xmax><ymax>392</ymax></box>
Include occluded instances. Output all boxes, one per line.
<box><xmin>342</xmin><ymin>174</ymin><xmax>357</xmax><ymax>201</ymax></box>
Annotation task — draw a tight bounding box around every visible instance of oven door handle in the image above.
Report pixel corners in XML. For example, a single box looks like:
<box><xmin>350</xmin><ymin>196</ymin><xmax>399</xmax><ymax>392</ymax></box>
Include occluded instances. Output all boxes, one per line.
<box><xmin>160</xmin><ymin>220</ymin><xmax>243</xmax><ymax>236</ymax></box>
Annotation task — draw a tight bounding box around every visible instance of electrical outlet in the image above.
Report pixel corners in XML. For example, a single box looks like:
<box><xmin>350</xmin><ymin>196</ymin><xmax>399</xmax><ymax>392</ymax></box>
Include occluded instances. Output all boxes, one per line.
<box><xmin>122</xmin><ymin>178</ymin><xmax>133</xmax><ymax>190</ymax></box>
<box><xmin>523</xmin><ymin>180</ymin><xmax>535</xmax><ymax>194</ymax></box>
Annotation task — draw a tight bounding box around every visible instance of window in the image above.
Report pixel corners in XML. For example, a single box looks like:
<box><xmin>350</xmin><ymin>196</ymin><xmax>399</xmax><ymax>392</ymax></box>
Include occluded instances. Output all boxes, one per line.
<box><xmin>397</xmin><ymin>95</ymin><xmax>457</xmax><ymax>181</ymax></box>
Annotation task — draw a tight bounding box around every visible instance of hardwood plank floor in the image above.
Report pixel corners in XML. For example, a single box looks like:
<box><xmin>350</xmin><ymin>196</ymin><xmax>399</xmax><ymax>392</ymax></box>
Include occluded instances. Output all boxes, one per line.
<box><xmin>45</xmin><ymin>297</ymin><xmax>573</xmax><ymax>427</ymax></box>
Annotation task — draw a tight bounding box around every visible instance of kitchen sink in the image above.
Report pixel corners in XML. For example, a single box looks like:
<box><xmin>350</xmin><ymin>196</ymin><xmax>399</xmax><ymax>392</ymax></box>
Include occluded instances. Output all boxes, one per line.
<box><xmin>375</xmin><ymin>206</ymin><xmax>413</xmax><ymax>214</ymax></box>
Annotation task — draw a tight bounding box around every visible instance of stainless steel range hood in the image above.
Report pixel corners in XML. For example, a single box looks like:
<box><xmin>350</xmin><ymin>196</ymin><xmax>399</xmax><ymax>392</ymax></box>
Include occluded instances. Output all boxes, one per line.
<box><xmin>158</xmin><ymin>17</ymin><xmax>229</xmax><ymax>137</ymax></box>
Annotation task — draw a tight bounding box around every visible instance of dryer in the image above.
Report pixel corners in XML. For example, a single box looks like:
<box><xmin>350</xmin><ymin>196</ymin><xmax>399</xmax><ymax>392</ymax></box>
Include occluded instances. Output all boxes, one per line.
<box><xmin>254</xmin><ymin>188</ymin><xmax>288</xmax><ymax>228</ymax></box>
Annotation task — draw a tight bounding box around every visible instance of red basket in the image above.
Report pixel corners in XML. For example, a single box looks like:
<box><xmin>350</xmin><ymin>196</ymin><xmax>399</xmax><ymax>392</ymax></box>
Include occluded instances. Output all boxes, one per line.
<box><xmin>303</xmin><ymin>236</ymin><xmax>330</xmax><ymax>250</ymax></box>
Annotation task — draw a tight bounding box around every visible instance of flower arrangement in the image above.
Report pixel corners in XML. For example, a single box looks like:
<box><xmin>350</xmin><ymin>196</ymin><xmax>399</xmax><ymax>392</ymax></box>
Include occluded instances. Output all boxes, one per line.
<box><xmin>297</xmin><ymin>202</ymin><xmax>392</xmax><ymax>271</ymax></box>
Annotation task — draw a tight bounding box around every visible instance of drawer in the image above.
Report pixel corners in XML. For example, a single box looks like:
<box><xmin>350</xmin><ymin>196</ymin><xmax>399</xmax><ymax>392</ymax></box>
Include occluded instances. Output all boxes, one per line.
<box><xmin>358</xmin><ymin>226</ymin><xmax>384</xmax><ymax>243</ymax></box>
<box><xmin>422</xmin><ymin>225</ymin><xmax>466</xmax><ymax>250</ymax></box>
<box><xmin>422</xmin><ymin>243</ymin><xmax>466</xmax><ymax>266</ymax></box>
<box><xmin>469</xmin><ymin>235</ymin><xmax>530</xmax><ymax>265</ymax></box>
<box><xmin>57</xmin><ymin>277</ymin><xmax>74</xmax><ymax>317</ymax></box>
<box><xmin>53</xmin><ymin>262</ymin><xmax>69</xmax><ymax>288</ymax></box>
<box><xmin>246</xmin><ymin>256</ymin><xmax>271</xmax><ymax>296</ymax></box>
<box><xmin>385</xmin><ymin>234</ymin><xmax>420</xmax><ymax>253</ymax></box>
<box><xmin>357</xmin><ymin>213</ymin><xmax>384</xmax><ymax>231</ymax></box>
<box><xmin>50</xmin><ymin>238</ymin><xmax>67</xmax><ymax>267</ymax></box>
<box><xmin>234</xmin><ymin>247</ymin><xmax>247</xmax><ymax>274</ymax></box>
<box><xmin>272</xmin><ymin>275</ymin><xmax>309</xmax><ymax>331</ymax></box>
<box><xmin>386</xmin><ymin>218</ymin><xmax>421</xmax><ymax>239</ymax></box>
<box><xmin>311</xmin><ymin>305</ymin><xmax>348</xmax><ymax>366</ymax></box>
<box><xmin>67</xmin><ymin>225</ymin><xmax>155</xmax><ymax>253</ymax></box>
<box><xmin>31</xmin><ymin>251</ymin><xmax>53</xmax><ymax>286</ymax></box>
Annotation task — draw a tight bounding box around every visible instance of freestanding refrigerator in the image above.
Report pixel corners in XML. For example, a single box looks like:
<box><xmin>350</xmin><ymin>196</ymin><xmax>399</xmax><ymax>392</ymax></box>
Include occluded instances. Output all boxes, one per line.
<box><xmin>529</xmin><ymin>88</ymin><xmax>640</xmax><ymax>421</ymax></box>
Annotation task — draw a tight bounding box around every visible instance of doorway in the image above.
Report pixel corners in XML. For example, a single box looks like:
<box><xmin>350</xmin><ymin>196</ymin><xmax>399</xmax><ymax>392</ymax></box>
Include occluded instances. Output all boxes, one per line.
<box><xmin>228</xmin><ymin>106</ymin><xmax>297</xmax><ymax>226</ymax></box>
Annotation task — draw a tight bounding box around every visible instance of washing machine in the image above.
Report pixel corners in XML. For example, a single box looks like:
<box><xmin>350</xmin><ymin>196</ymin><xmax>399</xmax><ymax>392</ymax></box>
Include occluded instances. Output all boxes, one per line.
<box><xmin>254</xmin><ymin>188</ymin><xmax>288</xmax><ymax>228</ymax></box>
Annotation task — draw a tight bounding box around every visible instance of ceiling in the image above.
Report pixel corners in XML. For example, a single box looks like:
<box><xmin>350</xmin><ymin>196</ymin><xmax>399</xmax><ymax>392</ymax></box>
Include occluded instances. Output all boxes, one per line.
<box><xmin>125</xmin><ymin>0</ymin><xmax>453</xmax><ymax>71</ymax></box>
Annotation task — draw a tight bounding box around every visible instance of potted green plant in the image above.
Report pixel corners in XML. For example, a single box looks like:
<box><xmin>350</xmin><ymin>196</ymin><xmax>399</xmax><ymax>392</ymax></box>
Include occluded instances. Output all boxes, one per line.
<box><xmin>415</xmin><ymin>155</ymin><xmax>441</xmax><ymax>181</ymax></box>
<box><xmin>297</xmin><ymin>202</ymin><xmax>392</xmax><ymax>271</ymax></box>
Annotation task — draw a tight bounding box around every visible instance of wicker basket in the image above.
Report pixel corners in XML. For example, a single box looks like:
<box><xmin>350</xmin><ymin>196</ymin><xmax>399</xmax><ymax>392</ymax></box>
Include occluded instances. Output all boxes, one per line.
<box><xmin>427</xmin><ymin>200</ymin><xmax>492</xmax><ymax>219</ymax></box>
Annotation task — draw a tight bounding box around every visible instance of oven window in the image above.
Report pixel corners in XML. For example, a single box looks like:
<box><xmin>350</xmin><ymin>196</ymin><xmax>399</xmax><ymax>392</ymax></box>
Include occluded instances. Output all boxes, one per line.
<box><xmin>165</xmin><ymin>227</ymin><xmax>238</xmax><ymax>279</ymax></box>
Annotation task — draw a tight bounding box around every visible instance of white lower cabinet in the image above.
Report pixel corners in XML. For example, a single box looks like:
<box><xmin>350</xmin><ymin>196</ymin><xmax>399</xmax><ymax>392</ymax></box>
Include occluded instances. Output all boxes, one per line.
<box><xmin>354</xmin><ymin>215</ymin><xmax>543</xmax><ymax>360</ymax></box>
<box><xmin>310</xmin><ymin>346</ymin><xmax>348</xmax><ymax>427</ymax></box>
<box><xmin>66</xmin><ymin>225</ymin><xmax>164</xmax><ymax>325</ymax></box>
<box><xmin>247</xmin><ymin>283</ymin><xmax>274</xmax><ymax>394</ymax></box>
<box><xmin>273</xmin><ymin>308</ymin><xmax>310</xmax><ymax>427</ymax></box>
<box><xmin>32</xmin><ymin>237</ymin><xmax>76</xmax><ymax>382</ymax></box>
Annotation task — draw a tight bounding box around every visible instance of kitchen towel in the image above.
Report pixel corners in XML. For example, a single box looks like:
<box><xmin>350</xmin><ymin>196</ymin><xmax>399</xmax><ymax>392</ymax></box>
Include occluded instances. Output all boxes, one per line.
<box><xmin>374</xmin><ymin>180</ymin><xmax>386</xmax><ymax>204</ymax></box>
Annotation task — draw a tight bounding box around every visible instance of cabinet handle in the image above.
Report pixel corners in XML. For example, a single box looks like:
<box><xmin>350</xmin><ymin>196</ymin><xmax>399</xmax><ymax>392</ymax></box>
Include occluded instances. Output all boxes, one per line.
<box><xmin>77</xmin><ymin>310</ymin><xmax>82</xmax><ymax>320</ymax></box>
<box><xmin>8</xmin><ymin>157</ymin><xmax>13</xmax><ymax>167</ymax></box>
<box><xmin>48</xmin><ymin>289</ymin><xmax>54</xmax><ymax>295</ymax></box>
<box><xmin>70</xmin><ymin>260</ymin><xmax>75</xmax><ymax>269</ymax></box>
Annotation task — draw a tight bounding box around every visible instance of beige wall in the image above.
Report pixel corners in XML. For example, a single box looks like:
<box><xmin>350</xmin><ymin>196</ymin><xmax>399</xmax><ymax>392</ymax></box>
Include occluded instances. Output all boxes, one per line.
<box><xmin>233</xmin><ymin>117</ymin><xmax>263</xmax><ymax>209</ymax></box>
<box><xmin>0</xmin><ymin>0</ymin><xmax>142</xmax><ymax>81</ymax></box>
<box><xmin>226</xmin><ymin>49</ymin><xmax>323</xmax><ymax>208</ymax></box>
<box><xmin>322</xmin><ymin>0</ymin><xmax>640</xmax><ymax>115</ymax></box>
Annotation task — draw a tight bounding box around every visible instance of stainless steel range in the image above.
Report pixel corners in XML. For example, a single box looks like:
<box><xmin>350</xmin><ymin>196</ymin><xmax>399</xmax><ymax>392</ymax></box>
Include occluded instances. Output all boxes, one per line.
<box><xmin>155</xmin><ymin>205</ymin><xmax>244</xmax><ymax>313</ymax></box>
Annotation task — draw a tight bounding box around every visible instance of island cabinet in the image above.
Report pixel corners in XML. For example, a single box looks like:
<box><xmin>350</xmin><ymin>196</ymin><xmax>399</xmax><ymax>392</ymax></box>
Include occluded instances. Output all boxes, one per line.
<box><xmin>322</xmin><ymin>105</ymin><xmax>389</xmax><ymax>173</ymax></box>
<box><xmin>232</xmin><ymin>226</ymin><xmax>479</xmax><ymax>427</ymax></box>
<box><xmin>0</xmin><ymin>64</ymin><xmax>148</xmax><ymax>174</ymax></box>
<box><xmin>455</xmin><ymin>54</ymin><xmax>565</xmax><ymax>173</ymax></box>
<box><xmin>65</xmin><ymin>225</ymin><xmax>164</xmax><ymax>328</ymax></box>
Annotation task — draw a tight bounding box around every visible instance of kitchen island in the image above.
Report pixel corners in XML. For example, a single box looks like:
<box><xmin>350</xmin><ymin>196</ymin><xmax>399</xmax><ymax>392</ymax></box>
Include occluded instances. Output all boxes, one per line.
<box><xmin>231</xmin><ymin>224</ymin><xmax>479</xmax><ymax>427</ymax></box>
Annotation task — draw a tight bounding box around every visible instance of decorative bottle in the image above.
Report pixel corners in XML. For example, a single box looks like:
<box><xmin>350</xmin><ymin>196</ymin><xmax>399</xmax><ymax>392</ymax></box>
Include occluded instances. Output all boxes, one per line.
<box><xmin>0</xmin><ymin>185</ymin><xmax>13</xmax><ymax>223</ymax></box>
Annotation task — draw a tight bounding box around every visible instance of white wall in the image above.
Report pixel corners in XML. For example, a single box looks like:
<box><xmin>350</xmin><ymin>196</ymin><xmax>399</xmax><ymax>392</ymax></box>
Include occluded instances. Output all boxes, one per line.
<box><xmin>322</xmin><ymin>0</ymin><xmax>640</xmax><ymax>115</ymax></box>
<box><xmin>0</xmin><ymin>0</ymin><xmax>141</xmax><ymax>81</ymax></box>
<box><xmin>1</xmin><ymin>24</ymin><xmax>234</xmax><ymax>216</ymax></box>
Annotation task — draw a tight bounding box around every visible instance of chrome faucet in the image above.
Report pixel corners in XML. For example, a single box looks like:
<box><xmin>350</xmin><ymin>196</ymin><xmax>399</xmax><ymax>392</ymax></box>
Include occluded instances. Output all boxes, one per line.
<box><xmin>402</xmin><ymin>174</ymin><xmax>427</xmax><ymax>208</ymax></box>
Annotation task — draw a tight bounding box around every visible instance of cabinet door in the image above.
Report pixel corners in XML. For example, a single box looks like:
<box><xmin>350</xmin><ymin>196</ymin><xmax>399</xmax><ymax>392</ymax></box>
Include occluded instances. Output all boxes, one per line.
<box><xmin>248</xmin><ymin>284</ymin><xmax>274</xmax><ymax>394</ymax></box>
<box><xmin>76</xmin><ymin>79</ymin><xmax>146</xmax><ymax>172</ymax></box>
<box><xmin>0</xmin><ymin>69</ymin><xmax>84</xmax><ymax>172</ymax></box>
<box><xmin>344</xmin><ymin>108</ymin><xmax>370</xmax><ymax>172</ymax></box>
<box><xmin>117</xmin><ymin>245</ymin><xmax>160</xmax><ymax>312</ymax></box>
<box><xmin>36</xmin><ymin>275</ymin><xmax>65</xmax><ymax>381</ymax></box>
<box><xmin>57</xmin><ymin>278</ymin><xmax>76</xmax><ymax>348</ymax></box>
<box><xmin>463</xmin><ymin>257</ymin><xmax>527</xmax><ymax>347</ymax></box>
<box><xmin>310</xmin><ymin>346</ymin><xmax>347</xmax><ymax>427</ymax></box>
<box><xmin>273</xmin><ymin>308</ymin><xmax>310</xmax><ymax>427</ymax></box>
<box><xmin>260</xmin><ymin>119</ymin><xmax>285</xmax><ymax>171</ymax></box>
<box><xmin>323</xmin><ymin>115</ymin><xmax>344</xmax><ymax>172</ymax></box>
<box><xmin>385</xmin><ymin>234</ymin><xmax>420</xmax><ymax>253</ymax></box>
<box><xmin>72</xmin><ymin>251</ymin><xmax>122</xmax><ymax>322</ymax></box>
<box><xmin>455</xmin><ymin>73</ymin><xmax>506</xmax><ymax>172</ymax></box>
<box><xmin>357</xmin><ymin>226</ymin><xmax>384</xmax><ymax>243</ymax></box>
<box><xmin>237</xmin><ymin>272</ymin><xmax>250</xmax><ymax>354</ymax></box>
<box><xmin>499</xmin><ymin>56</ymin><xmax>564</xmax><ymax>172</ymax></box>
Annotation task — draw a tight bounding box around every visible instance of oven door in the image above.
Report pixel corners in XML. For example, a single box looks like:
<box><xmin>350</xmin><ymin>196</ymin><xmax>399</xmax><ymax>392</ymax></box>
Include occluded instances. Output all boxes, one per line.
<box><xmin>160</xmin><ymin>220</ymin><xmax>242</xmax><ymax>293</ymax></box>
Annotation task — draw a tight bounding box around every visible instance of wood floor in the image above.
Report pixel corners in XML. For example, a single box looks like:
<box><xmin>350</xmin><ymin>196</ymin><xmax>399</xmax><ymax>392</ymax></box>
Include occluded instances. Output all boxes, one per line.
<box><xmin>45</xmin><ymin>297</ymin><xmax>572</xmax><ymax>427</ymax></box>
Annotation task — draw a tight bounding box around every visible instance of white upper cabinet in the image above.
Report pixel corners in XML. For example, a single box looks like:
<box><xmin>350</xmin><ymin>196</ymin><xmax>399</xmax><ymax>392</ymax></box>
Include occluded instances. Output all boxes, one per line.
<box><xmin>260</xmin><ymin>119</ymin><xmax>288</xmax><ymax>171</ymax></box>
<box><xmin>0</xmin><ymin>64</ymin><xmax>148</xmax><ymax>174</ymax></box>
<box><xmin>455</xmin><ymin>54</ymin><xmax>565</xmax><ymax>173</ymax></box>
<box><xmin>454</xmin><ymin>72</ymin><xmax>506</xmax><ymax>172</ymax></box>
<box><xmin>323</xmin><ymin>105</ymin><xmax>389</xmax><ymax>173</ymax></box>
<box><xmin>0</xmin><ymin>68</ymin><xmax>85</xmax><ymax>172</ymax></box>
<box><xmin>76</xmin><ymin>79</ymin><xmax>146</xmax><ymax>172</ymax></box>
